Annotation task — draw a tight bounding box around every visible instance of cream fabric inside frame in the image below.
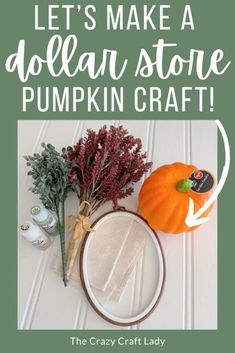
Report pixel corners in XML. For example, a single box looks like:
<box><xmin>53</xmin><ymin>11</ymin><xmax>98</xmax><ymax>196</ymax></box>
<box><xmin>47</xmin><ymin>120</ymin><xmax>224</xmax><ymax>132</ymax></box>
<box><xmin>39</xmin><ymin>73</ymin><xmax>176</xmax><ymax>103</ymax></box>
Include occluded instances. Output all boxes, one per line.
<box><xmin>80</xmin><ymin>210</ymin><xmax>165</xmax><ymax>326</ymax></box>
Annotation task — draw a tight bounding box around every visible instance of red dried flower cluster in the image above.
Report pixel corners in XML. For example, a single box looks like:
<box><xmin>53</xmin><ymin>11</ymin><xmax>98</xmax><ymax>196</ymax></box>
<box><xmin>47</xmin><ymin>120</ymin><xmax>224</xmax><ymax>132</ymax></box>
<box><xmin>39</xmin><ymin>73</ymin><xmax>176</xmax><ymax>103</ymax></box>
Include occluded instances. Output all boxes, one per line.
<box><xmin>66</xmin><ymin>125</ymin><xmax>152</xmax><ymax>212</ymax></box>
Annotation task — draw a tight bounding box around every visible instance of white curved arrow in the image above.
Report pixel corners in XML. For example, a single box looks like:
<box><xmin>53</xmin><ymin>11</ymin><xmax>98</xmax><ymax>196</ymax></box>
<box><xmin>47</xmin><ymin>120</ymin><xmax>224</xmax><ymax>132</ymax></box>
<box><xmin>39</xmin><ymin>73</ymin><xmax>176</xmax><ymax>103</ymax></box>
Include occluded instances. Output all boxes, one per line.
<box><xmin>185</xmin><ymin>120</ymin><xmax>230</xmax><ymax>227</ymax></box>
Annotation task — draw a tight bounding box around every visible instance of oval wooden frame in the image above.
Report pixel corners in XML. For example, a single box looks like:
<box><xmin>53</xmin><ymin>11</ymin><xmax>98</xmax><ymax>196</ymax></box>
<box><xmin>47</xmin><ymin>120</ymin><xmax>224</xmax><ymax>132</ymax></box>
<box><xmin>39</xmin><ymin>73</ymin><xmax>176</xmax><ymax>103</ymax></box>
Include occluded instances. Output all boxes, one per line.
<box><xmin>79</xmin><ymin>209</ymin><xmax>166</xmax><ymax>327</ymax></box>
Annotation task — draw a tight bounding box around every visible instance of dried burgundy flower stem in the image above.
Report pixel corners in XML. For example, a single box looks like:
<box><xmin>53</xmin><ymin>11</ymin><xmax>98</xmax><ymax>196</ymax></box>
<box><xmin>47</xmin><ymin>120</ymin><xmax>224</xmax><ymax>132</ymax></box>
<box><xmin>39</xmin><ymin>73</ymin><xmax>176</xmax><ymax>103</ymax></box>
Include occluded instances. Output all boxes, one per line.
<box><xmin>66</xmin><ymin>125</ymin><xmax>152</xmax><ymax>215</ymax></box>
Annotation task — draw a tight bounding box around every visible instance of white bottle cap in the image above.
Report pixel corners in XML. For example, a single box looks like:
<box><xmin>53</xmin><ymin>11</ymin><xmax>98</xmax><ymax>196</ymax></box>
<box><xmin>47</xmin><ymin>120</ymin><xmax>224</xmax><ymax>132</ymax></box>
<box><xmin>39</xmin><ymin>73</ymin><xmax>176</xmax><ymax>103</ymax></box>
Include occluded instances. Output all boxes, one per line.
<box><xmin>30</xmin><ymin>204</ymin><xmax>48</xmax><ymax>223</ymax></box>
<box><xmin>19</xmin><ymin>221</ymin><xmax>42</xmax><ymax>242</ymax></box>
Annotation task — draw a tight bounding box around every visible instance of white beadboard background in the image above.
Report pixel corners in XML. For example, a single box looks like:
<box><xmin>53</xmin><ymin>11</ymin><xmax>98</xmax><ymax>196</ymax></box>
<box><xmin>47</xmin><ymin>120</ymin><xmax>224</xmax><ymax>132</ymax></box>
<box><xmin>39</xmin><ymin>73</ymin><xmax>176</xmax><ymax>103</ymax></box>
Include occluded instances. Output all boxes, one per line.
<box><xmin>17</xmin><ymin>120</ymin><xmax>217</xmax><ymax>330</ymax></box>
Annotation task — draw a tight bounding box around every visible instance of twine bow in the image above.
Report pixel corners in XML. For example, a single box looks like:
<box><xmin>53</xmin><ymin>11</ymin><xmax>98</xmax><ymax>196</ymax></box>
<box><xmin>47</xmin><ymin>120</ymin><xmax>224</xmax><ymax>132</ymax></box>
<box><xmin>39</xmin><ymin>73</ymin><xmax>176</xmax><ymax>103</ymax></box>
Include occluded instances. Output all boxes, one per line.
<box><xmin>66</xmin><ymin>201</ymin><xmax>93</xmax><ymax>279</ymax></box>
<box><xmin>67</xmin><ymin>201</ymin><xmax>93</xmax><ymax>241</ymax></box>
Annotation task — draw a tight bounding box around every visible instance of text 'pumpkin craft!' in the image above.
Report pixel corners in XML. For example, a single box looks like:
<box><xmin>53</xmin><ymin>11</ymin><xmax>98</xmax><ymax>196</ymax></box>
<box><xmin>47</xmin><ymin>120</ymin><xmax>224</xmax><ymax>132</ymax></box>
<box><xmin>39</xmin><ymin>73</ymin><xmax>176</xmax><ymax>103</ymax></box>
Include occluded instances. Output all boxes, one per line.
<box><xmin>138</xmin><ymin>162</ymin><xmax>215</xmax><ymax>234</ymax></box>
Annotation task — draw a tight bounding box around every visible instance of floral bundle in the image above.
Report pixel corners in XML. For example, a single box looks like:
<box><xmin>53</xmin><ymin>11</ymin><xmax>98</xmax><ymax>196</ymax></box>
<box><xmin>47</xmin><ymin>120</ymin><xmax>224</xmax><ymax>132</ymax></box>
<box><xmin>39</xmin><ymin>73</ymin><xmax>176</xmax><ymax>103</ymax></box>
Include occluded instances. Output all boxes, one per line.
<box><xmin>25</xmin><ymin>125</ymin><xmax>152</xmax><ymax>285</ymax></box>
<box><xmin>67</xmin><ymin>125</ymin><xmax>152</xmax><ymax>210</ymax></box>
<box><xmin>65</xmin><ymin>125</ymin><xmax>152</xmax><ymax>277</ymax></box>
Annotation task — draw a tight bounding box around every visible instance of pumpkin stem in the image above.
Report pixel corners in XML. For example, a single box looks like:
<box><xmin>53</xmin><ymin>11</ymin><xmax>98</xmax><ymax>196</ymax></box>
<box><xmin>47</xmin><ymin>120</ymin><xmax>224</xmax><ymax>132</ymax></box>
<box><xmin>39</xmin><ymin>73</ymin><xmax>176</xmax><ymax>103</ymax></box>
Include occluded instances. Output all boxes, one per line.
<box><xmin>176</xmin><ymin>179</ymin><xmax>193</xmax><ymax>193</ymax></box>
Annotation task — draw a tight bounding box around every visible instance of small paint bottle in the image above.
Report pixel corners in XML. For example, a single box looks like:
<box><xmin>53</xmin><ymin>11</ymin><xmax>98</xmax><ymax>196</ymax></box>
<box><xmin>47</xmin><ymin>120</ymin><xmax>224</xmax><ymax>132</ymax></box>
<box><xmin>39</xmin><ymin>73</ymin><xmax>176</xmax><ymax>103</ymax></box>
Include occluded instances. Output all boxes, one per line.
<box><xmin>30</xmin><ymin>204</ymin><xmax>58</xmax><ymax>236</ymax></box>
<box><xmin>19</xmin><ymin>221</ymin><xmax>51</xmax><ymax>250</ymax></box>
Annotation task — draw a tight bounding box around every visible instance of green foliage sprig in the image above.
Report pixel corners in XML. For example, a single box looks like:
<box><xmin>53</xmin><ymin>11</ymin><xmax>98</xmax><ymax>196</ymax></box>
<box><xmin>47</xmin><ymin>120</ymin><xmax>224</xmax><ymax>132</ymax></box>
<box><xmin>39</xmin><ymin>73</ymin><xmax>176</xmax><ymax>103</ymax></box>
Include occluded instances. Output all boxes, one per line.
<box><xmin>24</xmin><ymin>143</ymin><xmax>73</xmax><ymax>286</ymax></box>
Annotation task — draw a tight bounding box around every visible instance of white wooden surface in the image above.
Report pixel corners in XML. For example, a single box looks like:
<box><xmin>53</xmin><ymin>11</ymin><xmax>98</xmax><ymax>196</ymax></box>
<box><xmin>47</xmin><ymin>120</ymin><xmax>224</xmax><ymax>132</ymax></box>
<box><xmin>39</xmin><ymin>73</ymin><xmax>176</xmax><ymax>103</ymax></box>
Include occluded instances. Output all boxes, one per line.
<box><xmin>17</xmin><ymin>120</ymin><xmax>217</xmax><ymax>330</ymax></box>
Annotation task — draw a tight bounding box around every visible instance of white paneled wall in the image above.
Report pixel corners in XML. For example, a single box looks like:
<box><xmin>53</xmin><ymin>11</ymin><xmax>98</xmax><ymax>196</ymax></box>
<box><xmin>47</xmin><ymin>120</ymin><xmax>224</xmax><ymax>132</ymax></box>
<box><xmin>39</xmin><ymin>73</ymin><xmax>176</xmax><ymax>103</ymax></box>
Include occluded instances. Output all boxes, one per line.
<box><xmin>17</xmin><ymin>120</ymin><xmax>217</xmax><ymax>330</ymax></box>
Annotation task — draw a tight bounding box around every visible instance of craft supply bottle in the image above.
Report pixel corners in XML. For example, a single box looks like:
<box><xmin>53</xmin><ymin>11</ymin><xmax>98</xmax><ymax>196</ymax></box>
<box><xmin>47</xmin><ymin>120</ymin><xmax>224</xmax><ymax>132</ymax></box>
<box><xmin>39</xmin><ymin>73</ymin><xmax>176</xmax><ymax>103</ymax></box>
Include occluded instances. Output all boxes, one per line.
<box><xmin>19</xmin><ymin>221</ymin><xmax>51</xmax><ymax>250</ymax></box>
<box><xmin>30</xmin><ymin>204</ymin><xmax>58</xmax><ymax>236</ymax></box>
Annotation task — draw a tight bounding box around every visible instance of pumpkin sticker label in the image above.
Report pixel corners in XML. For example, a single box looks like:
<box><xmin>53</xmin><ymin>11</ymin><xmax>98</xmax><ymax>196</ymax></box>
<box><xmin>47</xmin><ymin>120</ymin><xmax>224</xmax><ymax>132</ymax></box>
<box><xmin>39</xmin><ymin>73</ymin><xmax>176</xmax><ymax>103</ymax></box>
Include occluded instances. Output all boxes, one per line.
<box><xmin>190</xmin><ymin>170</ymin><xmax>214</xmax><ymax>193</ymax></box>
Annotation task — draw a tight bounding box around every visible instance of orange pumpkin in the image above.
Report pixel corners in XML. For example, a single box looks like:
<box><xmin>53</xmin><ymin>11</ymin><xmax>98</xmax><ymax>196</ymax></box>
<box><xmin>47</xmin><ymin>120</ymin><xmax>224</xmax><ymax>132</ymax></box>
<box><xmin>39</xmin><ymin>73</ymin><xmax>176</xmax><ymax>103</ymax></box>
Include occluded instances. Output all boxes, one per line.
<box><xmin>138</xmin><ymin>162</ymin><xmax>214</xmax><ymax>234</ymax></box>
